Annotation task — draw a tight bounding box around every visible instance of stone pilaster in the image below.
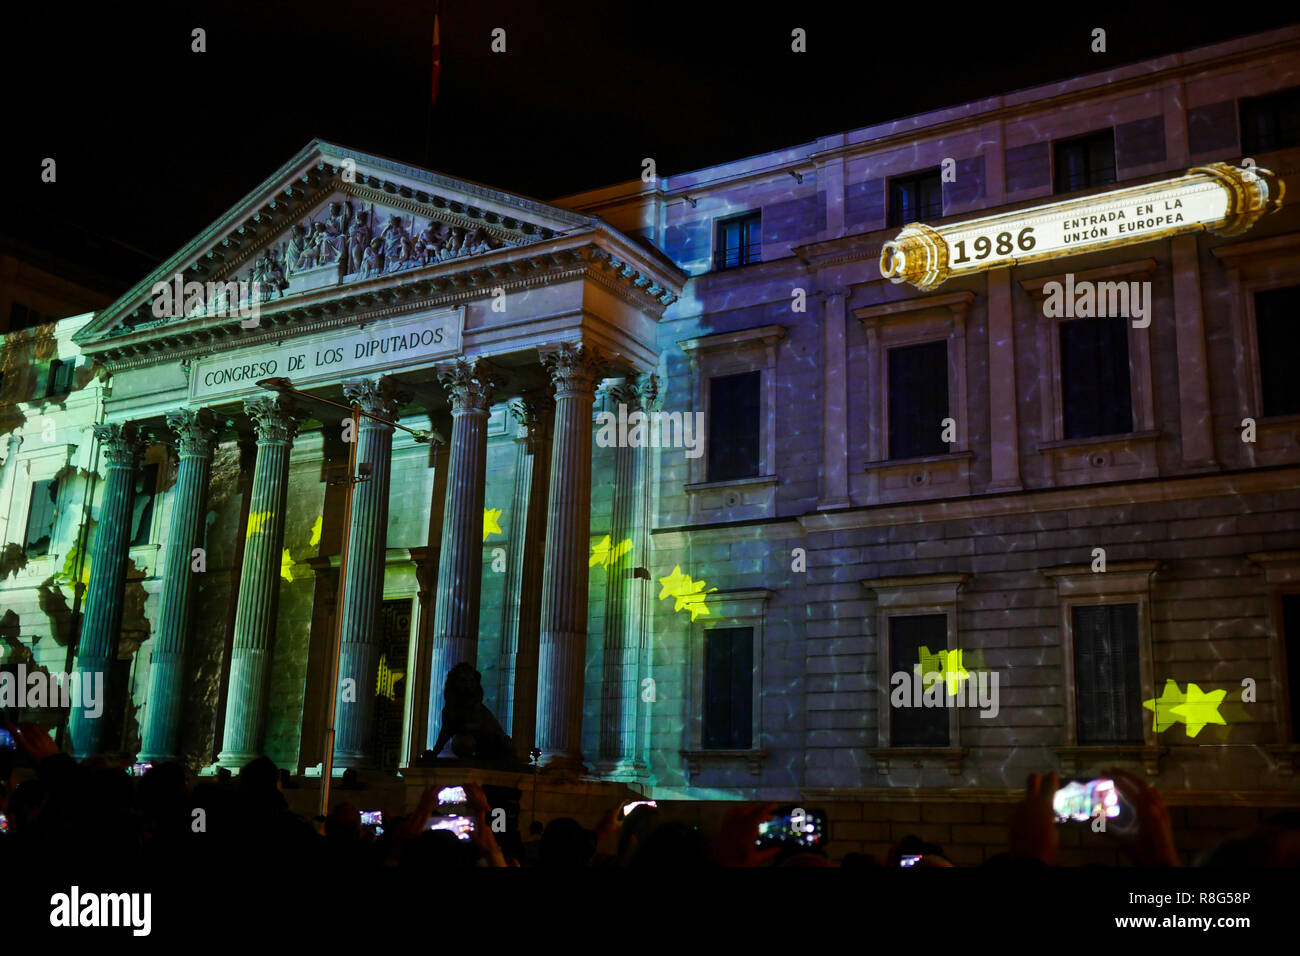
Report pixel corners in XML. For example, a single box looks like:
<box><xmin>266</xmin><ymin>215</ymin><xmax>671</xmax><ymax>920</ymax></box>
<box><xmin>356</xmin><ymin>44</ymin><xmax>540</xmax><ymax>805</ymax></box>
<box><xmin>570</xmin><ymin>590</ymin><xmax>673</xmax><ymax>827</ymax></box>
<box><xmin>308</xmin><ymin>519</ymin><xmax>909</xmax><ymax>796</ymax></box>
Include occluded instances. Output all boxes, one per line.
<box><xmin>138</xmin><ymin>408</ymin><xmax>220</xmax><ymax>762</ymax></box>
<box><xmin>597</xmin><ymin>375</ymin><xmax>656</xmax><ymax>772</ymax></box>
<box><xmin>69</xmin><ymin>422</ymin><xmax>144</xmax><ymax>758</ymax></box>
<box><xmin>425</xmin><ymin>359</ymin><xmax>495</xmax><ymax>751</ymax></box>
<box><xmin>497</xmin><ymin>395</ymin><xmax>554</xmax><ymax>760</ymax></box>
<box><xmin>217</xmin><ymin>397</ymin><xmax>299</xmax><ymax>767</ymax></box>
<box><xmin>332</xmin><ymin>378</ymin><xmax>401</xmax><ymax>769</ymax></box>
<box><xmin>535</xmin><ymin>342</ymin><xmax>606</xmax><ymax>769</ymax></box>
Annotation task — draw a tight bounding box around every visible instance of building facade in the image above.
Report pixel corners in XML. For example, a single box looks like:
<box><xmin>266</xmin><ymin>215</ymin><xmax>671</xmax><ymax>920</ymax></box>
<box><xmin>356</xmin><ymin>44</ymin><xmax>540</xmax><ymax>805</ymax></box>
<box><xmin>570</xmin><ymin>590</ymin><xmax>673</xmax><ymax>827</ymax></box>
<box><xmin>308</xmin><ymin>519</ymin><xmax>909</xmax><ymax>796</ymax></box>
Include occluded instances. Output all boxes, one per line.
<box><xmin>3</xmin><ymin>25</ymin><xmax>1300</xmax><ymax>858</ymax></box>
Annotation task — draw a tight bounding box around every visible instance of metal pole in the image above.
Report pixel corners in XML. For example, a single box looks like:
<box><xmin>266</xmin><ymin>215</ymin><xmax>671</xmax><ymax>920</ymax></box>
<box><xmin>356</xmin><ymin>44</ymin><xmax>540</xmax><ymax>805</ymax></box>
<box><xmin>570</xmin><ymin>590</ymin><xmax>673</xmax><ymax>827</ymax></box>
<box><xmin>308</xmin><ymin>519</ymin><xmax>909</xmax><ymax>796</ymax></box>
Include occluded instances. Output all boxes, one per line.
<box><xmin>319</xmin><ymin>402</ymin><xmax>360</xmax><ymax>818</ymax></box>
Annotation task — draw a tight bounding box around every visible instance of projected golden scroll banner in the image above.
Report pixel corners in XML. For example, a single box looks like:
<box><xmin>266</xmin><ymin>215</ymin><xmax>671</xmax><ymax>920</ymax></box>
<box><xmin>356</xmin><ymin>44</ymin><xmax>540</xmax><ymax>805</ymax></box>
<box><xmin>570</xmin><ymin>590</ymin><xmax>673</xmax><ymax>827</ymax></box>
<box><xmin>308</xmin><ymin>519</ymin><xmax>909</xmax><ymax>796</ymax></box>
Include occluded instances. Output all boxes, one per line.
<box><xmin>879</xmin><ymin>163</ymin><xmax>1285</xmax><ymax>291</ymax></box>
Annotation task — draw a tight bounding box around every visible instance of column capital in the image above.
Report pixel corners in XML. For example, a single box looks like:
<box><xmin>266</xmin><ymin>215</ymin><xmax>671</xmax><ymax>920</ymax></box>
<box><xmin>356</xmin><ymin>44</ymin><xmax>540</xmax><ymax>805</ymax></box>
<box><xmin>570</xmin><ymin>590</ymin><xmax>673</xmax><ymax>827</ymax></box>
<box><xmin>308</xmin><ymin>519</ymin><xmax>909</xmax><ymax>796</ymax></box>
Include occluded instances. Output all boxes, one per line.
<box><xmin>343</xmin><ymin>376</ymin><xmax>406</xmax><ymax>423</ymax></box>
<box><xmin>606</xmin><ymin>372</ymin><xmax>661</xmax><ymax>413</ymax></box>
<box><xmin>540</xmin><ymin>341</ymin><xmax>606</xmax><ymax>397</ymax></box>
<box><xmin>510</xmin><ymin>394</ymin><xmax>555</xmax><ymax>453</ymax></box>
<box><xmin>91</xmin><ymin>422</ymin><xmax>144</xmax><ymax>468</ymax></box>
<box><xmin>437</xmin><ymin>358</ymin><xmax>497</xmax><ymax>413</ymax></box>
<box><xmin>164</xmin><ymin>407</ymin><xmax>221</xmax><ymax>459</ymax></box>
<box><xmin>243</xmin><ymin>397</ymin><xmax>300</xmax><ymax>445</ymax></box>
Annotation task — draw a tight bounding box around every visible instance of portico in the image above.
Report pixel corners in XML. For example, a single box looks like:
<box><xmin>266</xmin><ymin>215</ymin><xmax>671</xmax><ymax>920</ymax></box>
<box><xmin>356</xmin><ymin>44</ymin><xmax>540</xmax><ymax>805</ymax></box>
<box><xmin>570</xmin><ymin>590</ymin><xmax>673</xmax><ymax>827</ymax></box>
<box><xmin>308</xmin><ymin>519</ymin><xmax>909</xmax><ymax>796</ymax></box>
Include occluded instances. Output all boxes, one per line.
<box><xmin>69</xmin><ymin>140</ymin><xmax>685</xmax><ymax>773</ymax></box>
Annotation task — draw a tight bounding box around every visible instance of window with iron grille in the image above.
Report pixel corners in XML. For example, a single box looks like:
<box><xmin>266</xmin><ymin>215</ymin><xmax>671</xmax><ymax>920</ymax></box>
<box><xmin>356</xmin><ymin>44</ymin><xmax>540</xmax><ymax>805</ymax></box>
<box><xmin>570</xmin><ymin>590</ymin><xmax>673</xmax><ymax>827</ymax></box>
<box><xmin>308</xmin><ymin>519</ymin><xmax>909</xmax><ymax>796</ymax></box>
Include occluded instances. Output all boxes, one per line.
<box><xmin>889</xmin><ymin>614</ymin><xmax>950</xmax><ymax>746</ymax></box>
<box><xmin>714</xmin><ymin>212</ymin><xmax>761</xmax><ymax>270</ymax></box>
<box><xmin>129</xmin><ymin>463</ymin><xmax>160</xmax><ymax>548</ymax></box>
<box><xmin>1255</xmin><ymin>285</ymin><xmax>1300</xmax><ymax>418</ymax></box>
<box><xmin>703</xmin><ymin>627</ymin><xmax>753</xmax><ymax>749</ymax></box>
<box><xmin>1053</xmin><ymin>130</ymin><xmax>1117</xmax><ymax>193</ymax></box>
<box><xmin>708</xmin><ymin>369</ymin><xmax>761</xmax><ymax>481</ymax></box>
<box><xmin>888</xmin><ymin>339</ymin><xmax>949</xmax><ymax>459</ymax></box>
<box><xmin>1060</xmin><ymin>317</ymin><xmax>1133</xmax><ymax>439</ymax></box>
<box><xmin>46</xmin><ymin>358</ymin><xmax>76</xmax><ymax>397</ymax></box>
<box><xmin>1073</xmin><ymin>604</ymin><xmax>1143</xmax><ymax>744</ymax></box>
<box><xmin>887</xmin><ymin>169</ymin><xmax>943</xmax><ymax>227</ymax></box>
<box><xmin>1241</xmin><ymin>86</ymin><xmax>1300</xmax><ymax>154</ymax></box>
<box><xmin>1283</xmin><ymin>594</ymin><xmax>1300</xmax><ymax>741</ymax></box>
<box><xmin>24</xmin><ymin>478</ymin><xmax>58</xmax><ymax>558</ymax></box>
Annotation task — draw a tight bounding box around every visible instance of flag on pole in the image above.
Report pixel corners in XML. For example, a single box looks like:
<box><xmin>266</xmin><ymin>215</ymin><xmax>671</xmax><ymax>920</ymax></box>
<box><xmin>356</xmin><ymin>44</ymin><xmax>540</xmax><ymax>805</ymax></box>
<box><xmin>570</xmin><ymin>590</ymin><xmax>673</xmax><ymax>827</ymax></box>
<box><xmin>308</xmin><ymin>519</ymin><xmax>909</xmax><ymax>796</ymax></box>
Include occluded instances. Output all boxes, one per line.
<box><xmin>431</xmin><ymin>0</ymin><xmax>442</xmax><ymax>105</ymax></box>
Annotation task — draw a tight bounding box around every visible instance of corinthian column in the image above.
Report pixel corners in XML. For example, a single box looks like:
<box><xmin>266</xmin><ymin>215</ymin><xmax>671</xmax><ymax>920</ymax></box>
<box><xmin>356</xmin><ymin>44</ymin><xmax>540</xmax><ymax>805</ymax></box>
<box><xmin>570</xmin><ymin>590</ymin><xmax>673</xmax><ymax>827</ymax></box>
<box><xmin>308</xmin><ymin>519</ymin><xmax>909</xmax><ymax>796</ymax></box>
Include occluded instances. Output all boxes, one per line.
<box><xmin>497</xmin><ymin>395</ymin><xmax>554</xmax><ymax>759</ymax></box>
<box><xmin>332</xmin><ymin>377</ymin><xmax>401</xmax><ymax>769</ymax></box>
<box><xmin>139</xmin><ymin>409</ymin><xmax>219</xmax><ymax>763</ymax></box>
<box><xmin>535</xmin><ymin>342</ymin><xmax>606</xmax><ymax>769</ymax></box>
<box><xmin>69</xmin><ymin>422</ymin><xmax>143</xmax><ymax>758</ymax></box>
<box><xmin>217</xmin><ymin>397</ymin><xmax>299</xmax><ymax>768</ymax></box>
<box><xmin>598</xmin><ymin>374</ymin><xmax>656</xmax><ymax>772</ymax></box>
<box><xmin>424</xmin><ymin>358</ymin><xmax>495</xmax><ymax>751</ymax></box>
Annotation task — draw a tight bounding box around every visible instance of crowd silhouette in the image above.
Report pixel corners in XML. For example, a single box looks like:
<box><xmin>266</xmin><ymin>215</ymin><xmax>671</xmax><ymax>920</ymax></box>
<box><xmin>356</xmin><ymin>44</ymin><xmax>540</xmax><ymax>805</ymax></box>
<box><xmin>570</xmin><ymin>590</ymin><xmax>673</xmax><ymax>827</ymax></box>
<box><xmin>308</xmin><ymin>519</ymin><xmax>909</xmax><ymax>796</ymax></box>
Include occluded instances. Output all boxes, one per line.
<box><xmin>2</xmin><ymin>715</ymin><xmax>1296</xmax><ymax>871</ymax></box>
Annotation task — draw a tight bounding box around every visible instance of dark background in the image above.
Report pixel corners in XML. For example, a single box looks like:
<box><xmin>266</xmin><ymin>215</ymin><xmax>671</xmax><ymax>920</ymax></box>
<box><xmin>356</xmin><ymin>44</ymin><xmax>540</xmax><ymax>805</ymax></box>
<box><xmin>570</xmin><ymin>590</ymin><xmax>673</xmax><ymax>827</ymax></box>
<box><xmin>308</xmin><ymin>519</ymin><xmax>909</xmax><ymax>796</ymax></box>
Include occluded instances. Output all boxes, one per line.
<box><xmin>5</xmin><ymin>1</ymin><xmax>1299</xmax><ymax>292</ymax></box>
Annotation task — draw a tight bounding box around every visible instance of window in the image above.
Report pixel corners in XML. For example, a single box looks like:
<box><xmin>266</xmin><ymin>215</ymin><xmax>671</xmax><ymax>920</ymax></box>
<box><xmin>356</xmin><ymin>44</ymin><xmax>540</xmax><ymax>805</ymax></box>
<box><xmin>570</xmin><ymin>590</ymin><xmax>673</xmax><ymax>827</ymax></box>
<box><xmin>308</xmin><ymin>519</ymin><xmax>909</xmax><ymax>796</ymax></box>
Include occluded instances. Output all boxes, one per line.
<box><xmin>708</xmin><ymin>370</ymin><xmax>761</xmax><ymax>481</ymax></box>
<box><xmin>866</xmin><ymin>573</ymin><xmax>967</xmax><ymax>772</ymax></box>
<box><xmin>888</xmin><ymin>340</ymin><xmax>949</xmax><ymax>459</ymax></box>
<box><xmin>714</xmin><ymin>212</ymin><xmax>761</xmax><ymax>270</ymax></box>
<box><xmin>702</xmin><ymin>626</ymin><xmax>753</xmax><ymax>749</ymax></box>
<box><xmin>889</xmin><ymin>614</ymin><xmax>949</xmax><ymax>747</ymax></box>
<box><xmin>1054</xmin><ymin>130</ymin><xmax>1116</xmax><ymax>193</ymax></box>
<box><xmin>23</xmin><ymin>478</ymin><xmax>59</xmax><ymax>558</ymax></box>
<box><xmin>683</xmin><ymin>589</ymin><xmax>770</xmax><ymax>776</ymax></box>
<box><xmin>1060</xmin><ymin>317</ymin><xmax>1133</xmax><ymax>439</ymax></box>
<box><xmin>1284</xmin><ymin>594</ymin><xmax>1300</xmax><ymax>741</ymax></box>
<box><xmin>1073</xmin><ymin>604</ymin><xmax>1144</xmax><ymax>744</ymax></box>
<box><xmin>1255</xmin><ymin>286</ymin><xmax>1300</xmax><ymax>418</ymax></box>
<box><xmin>1240</xmin><ymin>86</ymin><xmax>1300</xmax><ymax>155</ymax></box>
<box><xmin>8</xmin><ymin>302</ymin><xmax>51</xmax><ymax>332</ymax></box>
<box><xmin>129</xmin><ymin>462</ymin><xmax>160</xmax><ymax>548</ymax></box>
<box><xmin>46</xmin><ymin>359</ymin><xmax>76</xmax><ymax>397</ymax></box>
<box><xmin>1044</xmin><ymin>562</ymin><xmax>1159</xmax><ymax>773</ymax></box>
<box><xmin>887</xmin><ymin>169</ymin><xmax>943</xmax><ymax>227</ymax></box>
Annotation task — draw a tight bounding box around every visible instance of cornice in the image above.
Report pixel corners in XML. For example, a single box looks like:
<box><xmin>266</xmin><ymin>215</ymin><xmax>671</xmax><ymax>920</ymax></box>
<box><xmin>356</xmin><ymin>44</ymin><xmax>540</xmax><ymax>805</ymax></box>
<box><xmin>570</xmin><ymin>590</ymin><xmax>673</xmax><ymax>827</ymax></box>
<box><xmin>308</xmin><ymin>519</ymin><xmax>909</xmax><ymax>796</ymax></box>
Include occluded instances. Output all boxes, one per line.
<box><xmin>93</xmin><ymin>241</ymin><xmax>676</xmax><ymax>371</ymax></box>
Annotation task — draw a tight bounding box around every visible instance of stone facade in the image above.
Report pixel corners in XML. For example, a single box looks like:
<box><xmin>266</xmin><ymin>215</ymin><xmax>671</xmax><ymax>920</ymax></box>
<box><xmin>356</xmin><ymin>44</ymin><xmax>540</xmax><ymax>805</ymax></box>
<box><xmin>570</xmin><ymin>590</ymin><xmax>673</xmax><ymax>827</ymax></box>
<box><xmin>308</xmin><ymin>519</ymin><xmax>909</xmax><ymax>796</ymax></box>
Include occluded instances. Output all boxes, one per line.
<box><xmin>2</xmin><ymin>26</ymin><xmax>1299</xmax><ymax>861</ymax></box>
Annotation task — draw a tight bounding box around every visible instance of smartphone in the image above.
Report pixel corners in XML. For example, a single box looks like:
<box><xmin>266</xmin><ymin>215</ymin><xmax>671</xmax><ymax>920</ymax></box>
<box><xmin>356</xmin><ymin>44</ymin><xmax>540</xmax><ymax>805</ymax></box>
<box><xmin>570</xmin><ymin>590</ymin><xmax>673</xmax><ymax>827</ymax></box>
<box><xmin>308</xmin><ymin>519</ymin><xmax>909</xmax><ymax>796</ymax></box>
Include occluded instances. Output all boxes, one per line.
<box><xmin>1053</xmin><ymin>777</ymin><xmax>1122</xmax><ymax>823</ymax></box>
<box><xmin>437</xmin><ymin>786</ymin><xmax>467</xmax><ymax>806</ymax></box>
<box><xmin>0</xmin><ymin>812</ymin><xmax>8</xmax><ymax>834</ymax></box>
<box><xmin>0</xmin><ymin>728</ymin><xmax>13</xmax><ymax>751</ymax></box>
<box><xmin>128</xmin><ymin>762</ymin><xmax>152</xmax><ymax>777</ymax></box>
<box><xmin>360</xmin><ymin>810</ymin><xmax>383</xmax><ymax>827</ymax></box>
<box><xmin>623</xmin><ymin>800</ymin><xmax>658</xmax><ymax>816</ymax></box>
<box><xmin>428</xmin><ymin>814</ymin><xmax>474</xmax><ymax>841</ymax></box>
<box><xmin>899</xmin><ymin>854</ymin><xmax>923</xmax><ymax>867</ymax></box>
<box><xmin>755</xmin><ymin>806</ymin><xmax>826</xmax><ymax>849</ymax></box>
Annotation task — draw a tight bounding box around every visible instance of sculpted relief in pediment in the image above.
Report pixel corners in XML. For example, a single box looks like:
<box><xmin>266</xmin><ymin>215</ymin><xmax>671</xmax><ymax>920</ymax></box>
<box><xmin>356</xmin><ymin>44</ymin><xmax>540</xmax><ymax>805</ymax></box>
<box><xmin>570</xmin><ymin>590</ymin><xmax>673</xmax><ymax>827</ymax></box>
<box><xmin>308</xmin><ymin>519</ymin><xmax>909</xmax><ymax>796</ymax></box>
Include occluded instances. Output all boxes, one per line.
<box><xmin>246</xmin><ymin>196</ymin><xmax>513</xmax><ymax>302</ymax></box>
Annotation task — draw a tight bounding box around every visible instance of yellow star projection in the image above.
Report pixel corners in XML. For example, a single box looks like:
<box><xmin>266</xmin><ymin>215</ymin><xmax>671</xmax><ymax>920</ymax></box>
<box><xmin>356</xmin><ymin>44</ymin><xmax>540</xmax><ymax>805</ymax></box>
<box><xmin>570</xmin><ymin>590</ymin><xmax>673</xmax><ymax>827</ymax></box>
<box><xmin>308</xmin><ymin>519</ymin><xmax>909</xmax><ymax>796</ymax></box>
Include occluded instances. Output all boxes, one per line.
<box><xmin>658</xmin><ymin>565</ymin><xmax>718</xmax><ymax>622</ymax></box>
<box><xmin>915</xmin><ymin>646</ymin><xmax>970</xmax><ymax>696</ymax></box>
<box><xmin>1143</xmin><ymin>679</ymin><xmax>1228</xmax><ymax>738</ymax></box>
<box><xmin>589</xmin><ymin>534</ymin><xmax>633</xmax><ymax>569</ymax></box>
<box><xmin>1171</xmin><ymin>684</ymin><xmax>1228</xmax><ymax>737</ymax></box>
<box><xmin>376</xmin><ymin>653</ymin><xmax>404</xmax><ymax>700</ymax></box>
<box><xmin>246</xmin><ymin>510</ymin><xmax>273</xmax><ymax>538</ymax></box>
<box><xmin>308</xmin><ymin>514</ymin><xmax>323</xmax><ymax>548</ymax></box>
<box><xmin>483</xmin><ymin>508</ymin><xmax>504</xmax><ymax>542</ymax></box>
<box><xmin>280</xmin><ymin>548</ymin><xmax>295</xmax><ymax>582</ymax></box>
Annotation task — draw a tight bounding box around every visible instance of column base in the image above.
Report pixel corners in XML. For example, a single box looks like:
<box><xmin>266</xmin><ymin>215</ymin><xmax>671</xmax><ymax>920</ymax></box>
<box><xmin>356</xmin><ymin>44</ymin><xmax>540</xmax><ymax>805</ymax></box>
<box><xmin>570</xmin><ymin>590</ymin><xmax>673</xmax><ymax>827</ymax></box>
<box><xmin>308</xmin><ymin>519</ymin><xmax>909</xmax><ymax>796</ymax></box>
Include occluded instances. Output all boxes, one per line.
<box><xmin>213</xmin><ymin>751</ymin><xmax>262</xmax><ymax>771</ymax></box>
<box><xmin>540</xmin><ymin>752</ymin><xmax>587</xmax><ymax>773</ymax></box>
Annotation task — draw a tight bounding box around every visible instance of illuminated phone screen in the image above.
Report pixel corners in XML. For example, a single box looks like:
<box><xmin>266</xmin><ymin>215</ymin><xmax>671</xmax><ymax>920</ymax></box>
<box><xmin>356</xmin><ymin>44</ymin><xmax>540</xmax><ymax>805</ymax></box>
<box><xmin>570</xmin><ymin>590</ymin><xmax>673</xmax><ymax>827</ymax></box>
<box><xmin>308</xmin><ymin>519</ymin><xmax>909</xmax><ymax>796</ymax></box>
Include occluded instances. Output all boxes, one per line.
<box><xmin>429</xmin><ymin>815</ymin><xmax>474</xmax><ymax>841</ymax></box>
<box><xmin>1053</xmin><ymin>778</ymin><xmax>1121</xmax><ymax>823</ymax></box>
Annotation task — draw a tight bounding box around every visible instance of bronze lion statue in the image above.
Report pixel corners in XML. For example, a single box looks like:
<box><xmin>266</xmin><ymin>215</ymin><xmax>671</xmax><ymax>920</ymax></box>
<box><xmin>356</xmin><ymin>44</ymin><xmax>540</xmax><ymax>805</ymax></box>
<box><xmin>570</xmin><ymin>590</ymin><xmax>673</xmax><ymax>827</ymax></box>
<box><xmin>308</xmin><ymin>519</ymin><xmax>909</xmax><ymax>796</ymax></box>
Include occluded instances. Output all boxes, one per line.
<box><xmin>430</xmin><ymin>662</ymin><xmax>515</xmax><ymax>761</ymax></box>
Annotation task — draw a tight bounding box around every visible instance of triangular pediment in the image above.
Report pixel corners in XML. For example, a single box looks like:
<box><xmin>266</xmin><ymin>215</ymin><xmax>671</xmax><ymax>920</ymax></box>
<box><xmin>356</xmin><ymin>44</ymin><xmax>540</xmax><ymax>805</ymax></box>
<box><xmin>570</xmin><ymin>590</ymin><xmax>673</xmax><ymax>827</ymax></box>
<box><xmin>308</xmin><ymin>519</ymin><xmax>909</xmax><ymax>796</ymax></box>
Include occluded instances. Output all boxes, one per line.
<box><xmin>74</xmin><ymin>140</ymin><xmax>597</xmax><ymax>346</ymax></box>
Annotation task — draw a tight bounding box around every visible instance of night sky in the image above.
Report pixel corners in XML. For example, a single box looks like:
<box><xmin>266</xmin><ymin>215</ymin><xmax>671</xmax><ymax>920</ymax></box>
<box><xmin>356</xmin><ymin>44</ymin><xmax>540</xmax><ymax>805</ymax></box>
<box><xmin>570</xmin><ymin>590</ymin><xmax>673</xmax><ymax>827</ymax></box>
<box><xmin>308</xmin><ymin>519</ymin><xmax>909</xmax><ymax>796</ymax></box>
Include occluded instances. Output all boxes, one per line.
<box><xmin>6</xmin><ymin>2</ymin><xmax>1299</xmax><ymax>293</ymax></box>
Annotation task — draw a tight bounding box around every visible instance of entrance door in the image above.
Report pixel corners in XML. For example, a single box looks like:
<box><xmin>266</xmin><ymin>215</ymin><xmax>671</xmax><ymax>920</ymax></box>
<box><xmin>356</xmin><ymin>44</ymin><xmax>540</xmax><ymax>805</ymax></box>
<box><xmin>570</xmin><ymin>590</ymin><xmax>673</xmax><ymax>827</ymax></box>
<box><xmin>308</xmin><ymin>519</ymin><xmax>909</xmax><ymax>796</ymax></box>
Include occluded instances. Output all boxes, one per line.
<box><xmin>373</xmin><ymin>598</ymin><xmax>412</xmax><ymax>772</ymax></box>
